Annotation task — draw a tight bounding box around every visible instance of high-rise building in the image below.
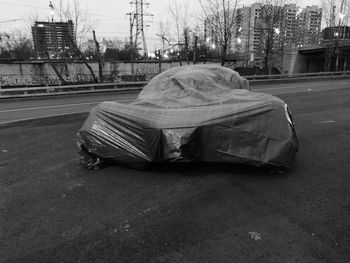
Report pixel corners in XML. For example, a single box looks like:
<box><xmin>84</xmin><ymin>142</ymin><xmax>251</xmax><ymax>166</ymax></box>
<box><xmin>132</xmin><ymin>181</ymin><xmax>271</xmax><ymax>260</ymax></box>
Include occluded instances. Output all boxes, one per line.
<box><xmin>235</xmin><ymin>6</ymin><xmax>252</xmax><ymax>53</ymax></box>
<box><xmin>235</xmin><ymin>3</ymin><xmax>322</xmax><ymax>54</ymax></box>
<box><xmin>250</xmin><ymin>3</ymin><xmax>263</xmax><ymax>54</ymax></box>
<box><xmin>235</xmin><ymin>3</ymin><xmax>262</xmax><ymax>64</ymax></box>
<box><xmin>283</xmin><ymin>4</ymin><xmax>299</xmax><ymax>47</ymax></box>
<box><xmin>31</xmin><ymin>20</ymin><xmax>76</xmax><ymax>59</ymax></box>
<box><xmin>296</xmin><ymin>6</ymin><xmax>322</xmax><ymax>47</ymax></box>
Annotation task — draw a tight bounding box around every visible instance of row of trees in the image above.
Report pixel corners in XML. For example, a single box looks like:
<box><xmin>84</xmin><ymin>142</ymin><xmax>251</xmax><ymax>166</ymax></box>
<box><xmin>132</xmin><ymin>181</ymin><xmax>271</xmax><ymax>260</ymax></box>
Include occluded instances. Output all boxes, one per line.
<box><xmin>154</xmin><ymin>0</ymin><xmax>347</xmax><ymax>70</ymax></box>
<box><xmin>0</xmin><ymin>32</ymin><xmax>35</xmax><ymax>60</ymax></box>
<box><xmin>156</xmin><ymin>0</ymin><xmax>285</xmax><ymax>69</ymax></box>
<box><xmin>0</xmin><ymin>0</ymin><xmax>347</xmax><ymax>68</ymax></box>
<box><xmin>0</xmin><ymin>34</ymin><xmax>135</xmax><ymax>61</ymax></box>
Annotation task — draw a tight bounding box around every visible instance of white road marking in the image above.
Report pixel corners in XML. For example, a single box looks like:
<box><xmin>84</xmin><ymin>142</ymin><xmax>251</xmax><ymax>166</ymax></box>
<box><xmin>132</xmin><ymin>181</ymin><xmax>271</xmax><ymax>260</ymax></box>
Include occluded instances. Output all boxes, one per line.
<box><xmin>0</xmin><ymin>99</ymin><xmax>134</xmax><ymax>113</ymax></box>
<box><xmin>1</xmin><ymin>80</ymin><xmax>349</xmax><ymax>123</ymax></box>
<box><xmin>0</xmin><ymin>111</ymin><xmax>87</xmax><ymax>125</ymax></box>
<box><xmin>254</xmin><ymin>81</ymin><xmax>349</xmax><ymax>91</ymax></box>
<box><xmin>321</xmin><ymin>120</ymin><xmax>335</xmax><ymax>123</ymax></box>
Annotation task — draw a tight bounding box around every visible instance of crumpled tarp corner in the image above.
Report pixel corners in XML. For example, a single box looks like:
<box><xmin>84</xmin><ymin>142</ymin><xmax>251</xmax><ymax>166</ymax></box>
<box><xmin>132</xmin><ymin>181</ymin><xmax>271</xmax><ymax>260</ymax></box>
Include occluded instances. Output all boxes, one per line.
<box><xmin>77</xmin><ymin>64</ymin><xmax>298</xmax><ymax>169</ymax></box>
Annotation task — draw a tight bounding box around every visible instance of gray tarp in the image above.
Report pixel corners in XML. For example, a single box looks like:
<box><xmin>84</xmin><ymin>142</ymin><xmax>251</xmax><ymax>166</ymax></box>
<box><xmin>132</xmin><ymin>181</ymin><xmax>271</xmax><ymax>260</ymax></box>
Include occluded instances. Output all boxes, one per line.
<box><xmin>77</xmin><ymin>64</ymin><xmax>298</xmax><ymax>169</ymax></box>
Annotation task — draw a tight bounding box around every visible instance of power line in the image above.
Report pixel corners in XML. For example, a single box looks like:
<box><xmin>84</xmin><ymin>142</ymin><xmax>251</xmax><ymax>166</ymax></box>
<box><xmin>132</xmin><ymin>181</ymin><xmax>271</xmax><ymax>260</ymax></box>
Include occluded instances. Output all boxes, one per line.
<box><xmin>0</xmin><ymin>1</ymin><xmax>132</xmax><ymax>20</ymax></box>
<box><xmin>88</xmin><ymin>13</ymin><xmax>126</xmax><ymax>19</ymax></box>
<box><xmin>0</xmin><ymin>1</ymin><xmax>48</xmax><ymax>10</ymax></box>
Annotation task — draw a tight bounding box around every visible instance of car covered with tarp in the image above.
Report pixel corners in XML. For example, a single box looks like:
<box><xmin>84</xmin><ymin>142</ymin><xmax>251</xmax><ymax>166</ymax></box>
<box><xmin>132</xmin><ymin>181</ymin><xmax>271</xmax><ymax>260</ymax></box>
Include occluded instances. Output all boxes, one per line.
<box><xmin>77</xmin><ymin>64</ymin><xmax>298</xmax><ymax>169</ymax></box>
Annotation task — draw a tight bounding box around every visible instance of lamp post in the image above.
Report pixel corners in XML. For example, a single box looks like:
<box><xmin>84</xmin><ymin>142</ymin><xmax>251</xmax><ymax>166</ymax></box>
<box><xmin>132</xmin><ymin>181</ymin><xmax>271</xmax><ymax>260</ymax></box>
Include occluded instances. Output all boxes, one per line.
<box><xmin>274</xmin><ymin>27</ymin><xmax>284</xmax><ymax>74</ymax></box>
<box><xmin>339</xmin><ymin>13</ymin><xmax>345</xmax><ymax>39</ymax></box>
<box><xmin>335</xmin><ymin>12</ymin><xmax>346</xmax><ymax>71</ymax></box>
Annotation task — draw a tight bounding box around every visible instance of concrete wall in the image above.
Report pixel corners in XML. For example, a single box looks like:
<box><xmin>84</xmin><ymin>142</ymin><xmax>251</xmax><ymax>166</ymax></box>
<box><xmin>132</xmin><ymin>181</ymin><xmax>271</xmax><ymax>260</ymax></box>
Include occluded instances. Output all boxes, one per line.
<box><xmin>282</xmin><ymin>47</ymin><xmax>326</xmax><ymax>74</ymax></box>
<box><xmin>0</xmin><ymin>52</ymin><xmax>325</xmax><ymax>87</ymax></box>
<box><xmin>0</xmin><ymin>61</ymin><xmax>224</xmax><ymax>87</ymax></box>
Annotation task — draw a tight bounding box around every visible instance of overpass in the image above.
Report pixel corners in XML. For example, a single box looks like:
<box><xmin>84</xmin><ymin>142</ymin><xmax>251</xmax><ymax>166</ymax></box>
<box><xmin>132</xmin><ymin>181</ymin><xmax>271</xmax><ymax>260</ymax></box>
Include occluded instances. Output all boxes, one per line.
<box><xmin>281</xmin><ymin>43</ymin><xmax>350</xmax><ymax>74</ymax></box>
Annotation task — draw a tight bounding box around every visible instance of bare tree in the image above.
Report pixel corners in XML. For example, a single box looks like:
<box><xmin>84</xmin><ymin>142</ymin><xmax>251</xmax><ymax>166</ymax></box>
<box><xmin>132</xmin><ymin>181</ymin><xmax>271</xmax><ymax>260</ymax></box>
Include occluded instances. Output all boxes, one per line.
<box><xmin>52</xmin><ymin>0</ymin><xmax>96</xmax><ymax>49</ymax></box>
<box><xmin>321</xmin><ymin>0</ymin><xmax>349</xmax><ymax>27</ymax></box>
<box><xmin>0</xmin><ymin>31</ymin><xmax>35</xmax><ymax>60</ymax></box>
<box><xmin>199</xmin><ymin>0</ymin><xmax>240</xmax><ymax>66</ymax></box>
<box><xmin>157</xmin><ymin>20</ymin><xmax>171</xmax><ymax>52</ymax></box>
<box><xmin>321</xmin><ymin>0</ymin><xmax>349</xmax><ymax>71</ymax></box>
<box><xmin>169</xmin><ymin>0</ymin><xmax>191</xmax><ymax>45</ymax></box>
<box><xmin>168</xmin><ymin>0</ymin><xmax>193</xmax><ymax>63</ymax></box>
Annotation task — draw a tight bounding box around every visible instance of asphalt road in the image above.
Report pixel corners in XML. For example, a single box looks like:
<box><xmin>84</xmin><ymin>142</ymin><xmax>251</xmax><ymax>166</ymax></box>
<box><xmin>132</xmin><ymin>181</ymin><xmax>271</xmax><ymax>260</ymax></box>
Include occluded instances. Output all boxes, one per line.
<box><xmin>1</xmin><ymin>86</ymin><xmax>350</xmax><ymax>262</ymax></box>
<box><xmin>0</xmin><ymin>78</ymin><xmax>349</xmax><ymax>125</ymax></box>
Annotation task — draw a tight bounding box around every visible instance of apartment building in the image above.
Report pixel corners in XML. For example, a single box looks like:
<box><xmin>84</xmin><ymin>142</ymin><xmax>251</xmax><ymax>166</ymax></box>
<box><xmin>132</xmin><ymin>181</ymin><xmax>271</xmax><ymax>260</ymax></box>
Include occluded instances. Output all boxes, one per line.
<box><xmin>235</xmin><ymin>3</ymin><xmax>322</xmax><ymax>53</ymax></box>
<box><xmin>297</xmin><ymin>6</ymin><xmax>322</xmax><ymax>47</ymax></box>
<box><xmin>283</xmin><ymin>4</ymin><xmax>299</xmax><ymax>46</ymax></box>
<box><xmin>32</xmin><ymin>20</ymin><xmax>76</xmax><ymax>59</ymax></box>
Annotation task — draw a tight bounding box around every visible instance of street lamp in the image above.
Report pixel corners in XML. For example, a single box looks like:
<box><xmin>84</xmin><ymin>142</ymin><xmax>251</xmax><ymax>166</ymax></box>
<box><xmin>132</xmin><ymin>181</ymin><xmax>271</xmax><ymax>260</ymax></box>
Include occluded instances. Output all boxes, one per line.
<box><xmin>274</xmin><ymin>27</ymin><xmax>280</xmax><ymax>35</ymax></box>
<box><xmin>339</xmin><ymin>13</ymin><xmax>346</xmax><ymax>39</ymax></box>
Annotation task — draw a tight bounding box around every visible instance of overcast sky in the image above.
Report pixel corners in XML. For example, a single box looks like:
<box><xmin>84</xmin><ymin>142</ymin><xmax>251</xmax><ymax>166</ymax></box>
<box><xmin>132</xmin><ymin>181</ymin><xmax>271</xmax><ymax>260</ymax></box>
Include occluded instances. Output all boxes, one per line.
<box><xmin>0</xmin><ymin>0</ymin><xmax>322</xmax><ymax>50</ymax></box>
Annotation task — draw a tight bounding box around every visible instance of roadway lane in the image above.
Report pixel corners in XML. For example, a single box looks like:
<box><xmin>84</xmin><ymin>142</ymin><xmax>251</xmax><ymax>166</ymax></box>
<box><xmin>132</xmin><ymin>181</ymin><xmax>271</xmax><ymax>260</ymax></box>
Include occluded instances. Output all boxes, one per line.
<box><xmin>0</xmin><ymin>78</ymin><xmax>349</xmax><ymax>125</ymax></box>
<box><xmin>1</xmin><ymin>87</ymin><xmax>350</xmax><ymax>262</ymax></box>
<box><xmin>0</xmin><ymin>92</ymin><xmax>138</xmax><ymax>125</ymax></box>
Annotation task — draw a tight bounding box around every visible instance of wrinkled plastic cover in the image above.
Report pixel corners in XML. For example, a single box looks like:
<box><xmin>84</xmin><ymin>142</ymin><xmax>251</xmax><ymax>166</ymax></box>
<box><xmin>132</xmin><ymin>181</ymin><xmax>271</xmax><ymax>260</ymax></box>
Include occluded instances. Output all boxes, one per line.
<box><xmin>77</xmin><ymin>64</ymin><xmax>298</xmax><ymax>169</ymax></box>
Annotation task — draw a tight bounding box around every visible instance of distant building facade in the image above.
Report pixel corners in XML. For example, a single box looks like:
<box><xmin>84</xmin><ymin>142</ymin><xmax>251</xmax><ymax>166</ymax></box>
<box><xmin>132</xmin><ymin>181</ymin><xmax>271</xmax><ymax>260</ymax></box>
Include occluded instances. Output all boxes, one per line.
<box><xmin>297</xmin><ymin>5</ymin><xmax>322</xmax><ymax>47</ymax></box>
<box><xmin>235</xmin><ymin>3</ymin><xmax>263</xmax><ymax>55</ymax></box>
<box><xmin>283</xmin><ymin>4</ymin><xmax>299</xmax><ymax>47</ymax></box>
<box><xmin>234</xmin><ymin>3</ymin><xmax>322</xmax><ymax>66</ymax></box>
<box><xmin>32</xmin><ymin>20</ymin><xmax>76</xmax><ymax>59</ymax></box>
<box><xmin>323</xmin><ymin>26</ymin><xmax>350</xmax><ymax>40</ymax></box>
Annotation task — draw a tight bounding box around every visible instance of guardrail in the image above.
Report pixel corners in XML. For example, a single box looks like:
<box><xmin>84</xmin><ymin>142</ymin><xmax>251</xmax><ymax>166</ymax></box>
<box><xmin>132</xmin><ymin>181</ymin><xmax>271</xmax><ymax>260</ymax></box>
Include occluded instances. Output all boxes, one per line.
<box><xmin>0</xmin><ymin>81</ymin><xmax>147</xmax><ymax>99</ymax></box>
<box><xmin>1</xmin><ymin>71</ymin><xmax>350</xmax><ymax>99</ymax></box>
<box><xmin>244</xmin><ymin>70</ymin><xmax>350</xmax><ymax>80</ymax></box>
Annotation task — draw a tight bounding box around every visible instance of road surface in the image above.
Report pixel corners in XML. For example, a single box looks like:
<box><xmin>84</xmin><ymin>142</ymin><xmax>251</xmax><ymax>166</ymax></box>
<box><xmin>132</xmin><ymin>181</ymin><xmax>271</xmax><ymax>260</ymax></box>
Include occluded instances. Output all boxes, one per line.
<box><xmin>1</xmin><ymin>84</ymin><xmax>350</xmax><ymax>262</ymax></box>
<box><xmin>0</xmin><ymin>78</ymin><xmax>349</xmax><ymax>125</ymax></box>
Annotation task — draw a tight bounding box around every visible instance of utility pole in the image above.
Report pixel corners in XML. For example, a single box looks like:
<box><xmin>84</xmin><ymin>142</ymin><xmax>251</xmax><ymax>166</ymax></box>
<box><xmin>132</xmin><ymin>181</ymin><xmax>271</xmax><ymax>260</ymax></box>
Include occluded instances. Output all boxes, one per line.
<box><xmin>127</xmin><ymin>12</ymin><xmax>135</xmax><ymax>74</ymax></box>
<box><xmin>128</xmin><ymin>0</ymin><xmax>153</xmax><ymax>58</ymax></box>
<box><xmin>93</xmin><ymin>30</ymin><xmax>103</xmax><ymax>81</ymax></box>
<box><xmin>184</xmin><ymin>29</ymin><xmax>189</xmax><ymax>65</ymax></box>
<box><xmin>193</xmin><ymin>35</ymin><xmax>198</xmax><ymax>64</ymax></box>
<box><xmin>204</xmin><ymin>20</ymin><xmax>207</xmax><ymax>64</ymax></box>
<box><xmin>158</xmin><ymin>49</ymin><xmax>162</xmax><ymax>73</ymax></box>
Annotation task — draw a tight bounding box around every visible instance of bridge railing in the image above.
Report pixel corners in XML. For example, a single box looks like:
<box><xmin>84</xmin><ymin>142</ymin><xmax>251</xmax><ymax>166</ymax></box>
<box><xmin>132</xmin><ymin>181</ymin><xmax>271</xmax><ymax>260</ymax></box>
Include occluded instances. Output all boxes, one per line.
<box><xmin>1</xmin><ymin>71</ymin><xmax>350</xmax><ymax>99</ymax></box>
<box><xmin>244</xmin><ymin>70</ymin><xmax>350</xmax><ymax>80</ymax></box>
